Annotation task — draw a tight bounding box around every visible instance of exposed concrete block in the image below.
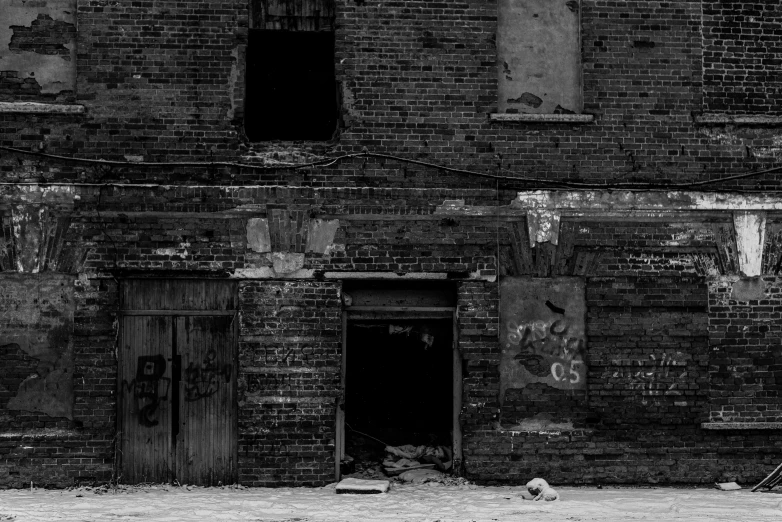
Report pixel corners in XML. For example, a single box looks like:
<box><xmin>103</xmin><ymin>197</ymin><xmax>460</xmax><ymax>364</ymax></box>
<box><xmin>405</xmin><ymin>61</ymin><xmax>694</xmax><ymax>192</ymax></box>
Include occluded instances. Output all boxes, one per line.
<box><xmin>12</xmin><ymin>205</ymin><xmax>45</xmax><ymax>273</ymax></box>
<box><xmin>305</xmin><ymin>218</ymin><xmax>339</xmax><ymax>254</ymax></box>
<box><xmin>733</xmin><ymin>211</ymin><xmax>766</xmax><ymax>277</ymax></box>
<box><xmin>271</xmin><ymin>252</ymin><xmax>305</xmax><ymax>275</ymax></box>
<box><xmin>732</xmin><ymin>278</ymin><xmax>766</xmax><ymax>301</ymax></box>
<box><xmin>246</xmin><ymin>218</ymin><xmax>271</xmax><ymax>253</ymax></box>
<box><xmin>526</xmin><ymin>210</ymin><xmax>561</xmax><ymax>247</ymax></box>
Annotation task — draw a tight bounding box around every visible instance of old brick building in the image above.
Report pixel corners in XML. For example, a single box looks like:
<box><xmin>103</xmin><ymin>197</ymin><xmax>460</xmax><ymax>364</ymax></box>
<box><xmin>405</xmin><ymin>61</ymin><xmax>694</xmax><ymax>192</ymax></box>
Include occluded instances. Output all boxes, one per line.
<box><xmin>2</xmin><ymin>0</ymin><xmax>782</xmax><ymax>488</ymax></box>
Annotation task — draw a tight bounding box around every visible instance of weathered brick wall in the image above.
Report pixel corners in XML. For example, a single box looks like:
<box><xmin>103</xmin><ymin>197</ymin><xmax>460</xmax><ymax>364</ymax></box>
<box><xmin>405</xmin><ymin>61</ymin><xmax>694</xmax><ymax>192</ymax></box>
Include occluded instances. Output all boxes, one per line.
<box><xmin>2</xmin><ymin>187</ymin><xmax>782</xmax><ymax>487</ymax></box>
<box><xmin>588</xmin><ymin>276</ymin><xmax>710</xmax><ymax>426</ymax></box>
<box><xmin>1</xmin><ymin>1</ymin><xmax>782</xmax><ymax>183</ymax></box>
<box><xmin>76</xmin><ymin>0</ymin><xmax>247</xmax><ymax>159</ymax></box>
<box><xmin>709</xmin><ymin>277</ymin><xmax>782</xmax><ymax>423</ymax></box>
<box><xmin>0</xmin><ymin>273</ymin><xmax>114</xmax><ymax>488</ymax></box>
<box><xmin>238</xmin><ymin>281</ymin><xmax>342</xmax><ymax>486</ymax></box>
<box><xmin>703</xmin><ymin>1</ymin><xmax>782</xmax><ymax>114</ymax></box>
<box><xmin>462</xmin><ymin>221</ymin><xmax>782</xmax><ymax>485</ymax></box>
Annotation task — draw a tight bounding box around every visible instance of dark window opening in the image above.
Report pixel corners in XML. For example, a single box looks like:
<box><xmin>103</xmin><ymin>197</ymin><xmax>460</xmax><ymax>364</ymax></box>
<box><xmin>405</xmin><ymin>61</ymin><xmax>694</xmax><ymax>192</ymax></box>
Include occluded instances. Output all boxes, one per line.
<box><xmin>245</xmin><ymin>0</ymin><xmax>337</xmax><ymax>141</ymax></box>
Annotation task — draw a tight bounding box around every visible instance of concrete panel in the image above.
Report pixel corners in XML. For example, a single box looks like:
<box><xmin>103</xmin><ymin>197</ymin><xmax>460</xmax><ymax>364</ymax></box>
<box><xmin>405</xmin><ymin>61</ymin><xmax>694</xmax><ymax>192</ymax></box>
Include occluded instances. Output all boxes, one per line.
<box><xmin>498</xmin><ymin>0</ymin><xmax>582</xmax><ymax>114</ymax></box>
<box><xmin>499</xmin><ymin>276</ymin><xmax>586</xmax><ymax>405</ymax></box>
<box><xmin>246</xmin><ymin>218</ymin><xmax>272</xmax><ymax>253</ymax></box>
<box><xmin>305</xmin><ymin>219</ymin><xmax>339</xmax><ymax>254</ymax></box>
<box><xmin>733</xmin><ymin>211</ymin><xmax>766</xmax><ymax>277</ymax></box>
<box><xmin>0</xmin><ymin>273</ymin><xmax>75</xmax><ymax>420</ymax></box>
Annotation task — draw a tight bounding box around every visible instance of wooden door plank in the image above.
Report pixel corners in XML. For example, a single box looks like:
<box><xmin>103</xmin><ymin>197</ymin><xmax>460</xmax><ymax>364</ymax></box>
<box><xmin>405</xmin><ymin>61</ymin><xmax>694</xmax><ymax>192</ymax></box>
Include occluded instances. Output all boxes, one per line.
<box><xmin>119</xmin><ymin>315</ymin><xmax>173</xmax><ymax>484</ymax></box>
<box><xmin>176</xmin><ymin>315</ymin><xmax>236</xmax><ymax>485</ymax></box>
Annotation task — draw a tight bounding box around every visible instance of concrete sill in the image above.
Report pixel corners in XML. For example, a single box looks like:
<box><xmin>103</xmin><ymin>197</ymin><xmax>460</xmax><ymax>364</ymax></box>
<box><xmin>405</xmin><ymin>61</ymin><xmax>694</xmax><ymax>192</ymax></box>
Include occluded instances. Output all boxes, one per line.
<box><xmin>694</xmin><ymin>113</ymin><xmax>782</xmax><ymax>126</ymax></box>
<box><xmin>490</xmin><ymin>113</ymin><xmax>594</xmax><ymax>123</ymax></box>
<box><xmin>701</xmin><ymin>422</ymin><xmax>782</xmax><ymax>430</ymax></box>
<box><xmin>0</xmin><ymin>102</ymin><xmax>85</xmax><ymax>114</ymax></box>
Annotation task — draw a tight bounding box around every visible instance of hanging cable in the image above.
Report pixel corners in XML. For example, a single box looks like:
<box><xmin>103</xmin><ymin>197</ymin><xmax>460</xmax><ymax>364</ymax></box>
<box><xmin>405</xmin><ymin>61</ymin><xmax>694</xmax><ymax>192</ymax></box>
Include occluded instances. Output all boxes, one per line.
<box><xmin>2</xmin><ymin>144</ymin><xmax>782</xmax><ymax>190</ymax></box>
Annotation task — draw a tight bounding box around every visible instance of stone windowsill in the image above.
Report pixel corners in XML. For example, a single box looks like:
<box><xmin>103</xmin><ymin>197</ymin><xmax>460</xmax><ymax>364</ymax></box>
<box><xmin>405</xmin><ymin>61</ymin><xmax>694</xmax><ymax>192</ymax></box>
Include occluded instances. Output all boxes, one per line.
<box><xmin>694</xmin><ymin>113</ymin><xmax>782</xmax><ymax>126</ymax></box>
<box><xmin>0</xmin><ymin>102</ymin><xmax>85</xmax><ymax>114</ymax></box>
<box><xmin>490</xmin><ymin>113</ymin><xmax>595</xmax><ymax>123</ymax></box>
<box><xmin>701</xmin><ymin>422</ymin><xmax>782</xmax><ymax>430</ymax></box>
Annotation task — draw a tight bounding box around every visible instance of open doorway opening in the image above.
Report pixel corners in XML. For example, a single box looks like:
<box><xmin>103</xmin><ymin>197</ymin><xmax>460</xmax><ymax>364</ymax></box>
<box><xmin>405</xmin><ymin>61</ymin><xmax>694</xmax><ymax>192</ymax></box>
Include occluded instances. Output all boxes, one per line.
<box><xmin>338</xmin><ymin>280</ymin><xmax>459</xmax><ymax>481</ymax></box>
<box><xmin>345</xmin><ymin>319</ymin><xmax>453</xmax><ymax>476</ymax></box>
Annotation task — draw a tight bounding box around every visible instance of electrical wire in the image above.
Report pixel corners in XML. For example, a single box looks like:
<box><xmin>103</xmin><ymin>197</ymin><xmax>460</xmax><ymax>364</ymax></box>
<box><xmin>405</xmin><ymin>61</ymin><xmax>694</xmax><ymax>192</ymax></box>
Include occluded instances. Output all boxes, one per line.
<box><xmin>2</xmin><ymin>144</ymin><xmax>782</xmax><ymax>190</ymax></box>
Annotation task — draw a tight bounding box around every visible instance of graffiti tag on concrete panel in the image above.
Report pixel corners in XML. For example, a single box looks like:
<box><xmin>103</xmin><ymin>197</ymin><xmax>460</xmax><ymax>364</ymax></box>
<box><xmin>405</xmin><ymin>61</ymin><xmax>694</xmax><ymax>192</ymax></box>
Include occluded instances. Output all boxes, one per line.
<box><xmin>121</xmin><ymin>355</ymin><xmax>171</xmax><ymax>427</ymax></box>
<box><xmin>184</xmin><ymin>349</ymin><xmax>232</xmax><ymax>401</ymax></box>
<box><xmin>500</xmin><ymin>277</ymin><xmax>587</xmax><ymax>405</ymax></box>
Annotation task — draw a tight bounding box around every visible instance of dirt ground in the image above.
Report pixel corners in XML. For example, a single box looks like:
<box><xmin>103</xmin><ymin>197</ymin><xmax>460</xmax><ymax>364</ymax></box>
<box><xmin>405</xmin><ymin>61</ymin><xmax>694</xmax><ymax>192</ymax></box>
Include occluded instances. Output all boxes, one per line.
<box><xmin>0</xmin><ymin>482</ymin><xmax>780</xmax><ymax>521</ymax></box>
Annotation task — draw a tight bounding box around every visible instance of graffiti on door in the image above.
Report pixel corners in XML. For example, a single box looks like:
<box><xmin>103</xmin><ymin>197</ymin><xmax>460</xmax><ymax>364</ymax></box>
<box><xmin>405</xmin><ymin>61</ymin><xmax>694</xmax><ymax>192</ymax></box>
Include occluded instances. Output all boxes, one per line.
<box><xmin>184</xmin><ymin>349</ymin><xmax>232</xmax><ymax>401</ymax></box>
<box><xmin>121</xmin><ymin>355</ymin><xmax>171</xmax><ymax>427</ymax></box>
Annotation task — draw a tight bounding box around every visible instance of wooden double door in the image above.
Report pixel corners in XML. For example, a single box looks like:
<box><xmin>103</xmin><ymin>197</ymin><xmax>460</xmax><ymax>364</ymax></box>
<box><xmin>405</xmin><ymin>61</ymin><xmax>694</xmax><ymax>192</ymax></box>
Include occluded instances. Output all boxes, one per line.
<box><xmin>118</xmin><ymin>280</ymin><xmax>237</xmax><ymax>485</ymax></box>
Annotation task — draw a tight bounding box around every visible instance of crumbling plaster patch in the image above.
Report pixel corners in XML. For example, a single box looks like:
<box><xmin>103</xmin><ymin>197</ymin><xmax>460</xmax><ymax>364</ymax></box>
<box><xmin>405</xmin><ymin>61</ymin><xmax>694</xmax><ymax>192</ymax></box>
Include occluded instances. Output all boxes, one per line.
<box><xmin>305</xmin><ymin>219</ymin><xmax>339</xmax><ymax>254</ymax></box>
<box><xmin>246</xmin><ymin>218</ymin><xmax>271</xmax><ymax>253</ymax></box>
<box><xmin>514</xmin><ymin>190</ymin><xmax>777</xmax><ymax>277</ymax></box>
<box><xmin>0</xmin><ymin>0</ymin><xmax>76</xmax><ymax>95</ymax></box>
<box><xmin>514</xmin><ymin>190</ymin><xmax>782</xmax><ymax>212</ymax></box>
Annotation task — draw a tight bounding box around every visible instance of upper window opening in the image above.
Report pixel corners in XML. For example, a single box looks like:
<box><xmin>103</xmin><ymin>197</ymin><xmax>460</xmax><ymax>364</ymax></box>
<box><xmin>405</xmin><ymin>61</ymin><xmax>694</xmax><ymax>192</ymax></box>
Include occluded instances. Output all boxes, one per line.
<box><xmin>245</xmin><ymin>0</ymin><xmax>338</xmax><ymax>141</ymax></box>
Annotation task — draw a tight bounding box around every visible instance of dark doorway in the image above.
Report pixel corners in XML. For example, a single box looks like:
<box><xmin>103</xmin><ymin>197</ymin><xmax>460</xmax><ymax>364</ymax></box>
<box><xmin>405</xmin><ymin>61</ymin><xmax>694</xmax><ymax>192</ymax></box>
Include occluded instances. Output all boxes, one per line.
<box><xmin>344</xmin><ymin>318</ymin><xmax>453</xmax><ymax>471</ymax></box>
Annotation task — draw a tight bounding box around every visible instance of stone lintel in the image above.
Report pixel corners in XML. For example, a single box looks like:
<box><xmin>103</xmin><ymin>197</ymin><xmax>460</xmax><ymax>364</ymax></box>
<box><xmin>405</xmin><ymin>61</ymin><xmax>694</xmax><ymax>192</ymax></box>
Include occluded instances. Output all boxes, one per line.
<box><xmin>490</xmin><ymin>113</ymin><xmax>595</xmax><ymax>123</ymax></box>
<box><xmin>701</xmin><ymin>422</ymin><xmax>782</xmax><ymax>430</ymax></box>
<box><xmin>0</xmin><ymin>102</ymin><xmax>85</xmax><ymax>114</ymax></box>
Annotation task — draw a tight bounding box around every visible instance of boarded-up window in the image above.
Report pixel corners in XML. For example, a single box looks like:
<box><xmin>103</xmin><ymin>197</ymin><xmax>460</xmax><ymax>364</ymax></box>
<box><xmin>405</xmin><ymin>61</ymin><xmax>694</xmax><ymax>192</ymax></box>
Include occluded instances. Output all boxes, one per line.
<box><xmin>497</xmin><ymin>0</ymin><xmax>582</xmax><ymax>115</ymax></box>
<box><xmin>245</xmin><ymin>0</ymin><xmax>337</xmax><ymax>141</ymax></box>
<box><xmin>0</xmin><ymin>0</ymin><xmax>77</xmax><ymax>103</ymax></box>
<box><xmin>499</xmin><ymin>277</ymin><xmax>588</xmax><ymax>429</ymax></box>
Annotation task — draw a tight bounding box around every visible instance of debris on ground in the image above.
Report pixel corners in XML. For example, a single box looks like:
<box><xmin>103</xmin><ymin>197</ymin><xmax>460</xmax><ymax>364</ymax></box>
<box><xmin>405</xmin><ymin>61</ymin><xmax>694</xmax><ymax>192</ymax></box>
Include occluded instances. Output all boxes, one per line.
<box><xmin>397</xmin><ymin>469</ymin><xmax>471</xmax><ymax>487</ymax></box>
<box><xmin>343</xmin><ymin>460</ymin><xmax>387</xmax><ymax>480</ymax></box>
<box><xmin>335</xmin><ymin>478</ymin><xmax>390</xmax><ymax>494</ymax></box>
<box><xmin>715</xmin><ymin>482</ymin><xmax>742</xmax><ymax>491</ymax></box>
<box><xmin>383</xmin><ymin>444</ymin><xmax>452</xmax><ymax>473</ymax></box>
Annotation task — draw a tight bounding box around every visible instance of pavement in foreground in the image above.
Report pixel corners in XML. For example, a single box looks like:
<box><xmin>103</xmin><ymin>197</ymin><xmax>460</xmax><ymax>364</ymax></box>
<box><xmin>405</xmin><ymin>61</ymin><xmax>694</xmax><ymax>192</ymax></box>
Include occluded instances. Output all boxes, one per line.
<box><xmin>1</xmin><ymin>482</ymin><xmax>780</xmax><ymax>521</ymax></box>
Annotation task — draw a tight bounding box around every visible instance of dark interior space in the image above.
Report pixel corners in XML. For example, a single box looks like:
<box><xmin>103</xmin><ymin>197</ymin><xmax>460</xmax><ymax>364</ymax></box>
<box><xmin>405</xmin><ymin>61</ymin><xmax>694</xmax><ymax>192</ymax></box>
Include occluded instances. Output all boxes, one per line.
<box><xmin>345</xmin><ymin>318</ymin><xmax>453</xmax><ymax>469</ymax></box>
<box><xmin>244</xmin><ymin>29</ymin><xmax>337</xmax><ymax>141</ymax></box>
